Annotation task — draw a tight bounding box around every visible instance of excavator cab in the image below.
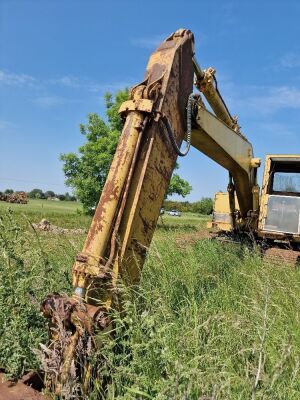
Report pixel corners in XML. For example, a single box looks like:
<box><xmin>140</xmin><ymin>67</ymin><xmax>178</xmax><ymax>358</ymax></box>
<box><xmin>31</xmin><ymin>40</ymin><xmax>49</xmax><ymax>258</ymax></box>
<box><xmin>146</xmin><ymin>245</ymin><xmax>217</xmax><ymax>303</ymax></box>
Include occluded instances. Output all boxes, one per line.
<box><xmin>259</xmin><ymin>155</ymin><xmax>300</xmax><ymax>244</ymax></box>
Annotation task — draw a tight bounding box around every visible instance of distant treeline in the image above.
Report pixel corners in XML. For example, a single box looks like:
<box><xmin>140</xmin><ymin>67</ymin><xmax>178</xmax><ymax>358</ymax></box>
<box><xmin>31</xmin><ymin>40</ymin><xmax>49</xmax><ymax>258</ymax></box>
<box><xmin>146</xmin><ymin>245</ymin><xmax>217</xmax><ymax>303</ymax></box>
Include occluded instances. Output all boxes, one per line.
<box><xmin>164</xmin><ymin>197</ymin><xmax>213</xmax><ymax>215</ymax></box>
<box><xmin>1</xmin><ymin>188</ymin><xmax>77</xmax><ymax>201</ymax></box>
<box><xmin>0</xmin><ymin>189</ymin><xmax>213</xmax><ymax>211</ymax></box>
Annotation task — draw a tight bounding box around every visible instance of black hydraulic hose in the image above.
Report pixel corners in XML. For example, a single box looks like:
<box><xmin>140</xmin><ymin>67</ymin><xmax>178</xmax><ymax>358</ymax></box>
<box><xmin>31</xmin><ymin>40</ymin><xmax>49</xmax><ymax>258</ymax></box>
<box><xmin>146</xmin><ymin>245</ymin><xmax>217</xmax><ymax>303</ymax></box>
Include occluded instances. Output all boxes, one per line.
<box><xmin>159</xmin><ymin>93</ymin><xmax>194</xmax><ymax>157</ymax></box>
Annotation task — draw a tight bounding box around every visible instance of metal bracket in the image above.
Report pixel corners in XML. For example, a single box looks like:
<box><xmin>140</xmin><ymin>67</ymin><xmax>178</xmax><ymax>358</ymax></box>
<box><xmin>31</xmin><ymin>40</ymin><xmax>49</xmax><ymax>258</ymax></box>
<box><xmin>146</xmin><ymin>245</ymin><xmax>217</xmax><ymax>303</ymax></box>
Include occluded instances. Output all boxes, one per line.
<box><xmin>73</xmin><ymin>252</ymin><xmax>112</xmax><ymax>289</ymax></box>
<box><xmin>118</xmin><ymin>98</ymin><xmax>154</xmax><ymax>115</ymax></box>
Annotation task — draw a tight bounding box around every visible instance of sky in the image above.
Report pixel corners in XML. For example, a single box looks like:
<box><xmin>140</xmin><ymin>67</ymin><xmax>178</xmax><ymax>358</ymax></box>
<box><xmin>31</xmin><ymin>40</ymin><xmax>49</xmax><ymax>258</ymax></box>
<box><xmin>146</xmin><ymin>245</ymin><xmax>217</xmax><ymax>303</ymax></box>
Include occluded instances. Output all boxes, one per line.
<box><xmin>1</xmin><ymin>0</ymin><xmax>300</xmax><ymax>201</ymax></box>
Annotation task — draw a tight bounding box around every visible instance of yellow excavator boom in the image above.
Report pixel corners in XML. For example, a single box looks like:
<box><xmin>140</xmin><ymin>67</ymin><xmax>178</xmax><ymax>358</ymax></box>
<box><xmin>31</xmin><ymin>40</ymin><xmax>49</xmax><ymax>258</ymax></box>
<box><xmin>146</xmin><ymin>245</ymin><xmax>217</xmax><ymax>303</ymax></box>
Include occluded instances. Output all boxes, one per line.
<box><xmin>41</xmin><ymin>28</ymin><xmax>262</xmax><ymax>394</ymax></box>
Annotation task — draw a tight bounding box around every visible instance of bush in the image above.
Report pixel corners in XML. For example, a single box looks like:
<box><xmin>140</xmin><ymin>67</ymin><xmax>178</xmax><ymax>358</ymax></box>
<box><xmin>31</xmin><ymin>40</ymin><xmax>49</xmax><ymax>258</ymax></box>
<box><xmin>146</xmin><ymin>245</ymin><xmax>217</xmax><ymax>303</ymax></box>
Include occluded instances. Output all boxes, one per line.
<box><xmin>28</xmin><ymin>188</ymin><xmax>45</xmax><ymax>199</ymax></box>
<box><xmin>164</xmin><ymin>197</ymin><xmax>213</xmax><ymax>214</ymax></box>
<box><xmin>191</xmin><ymin>197</ymin><xmax>213</xmax><ymax>214</ymax></box>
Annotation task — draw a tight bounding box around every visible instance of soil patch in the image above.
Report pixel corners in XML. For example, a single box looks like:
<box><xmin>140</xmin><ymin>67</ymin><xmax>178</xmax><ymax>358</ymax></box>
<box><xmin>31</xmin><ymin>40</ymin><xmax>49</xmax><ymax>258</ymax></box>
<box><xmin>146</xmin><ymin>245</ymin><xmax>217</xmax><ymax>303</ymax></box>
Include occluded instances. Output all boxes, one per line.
<box><xmin>176</xmin><ymin>229</ymin><xmax>213</xmax><ymax>249</ymax></box>
<box><xmin>0</xmin><ymin>372</ymin><xmax>48</xmax><ymax>400</ymax></box>
<box><xmin>32</xmin><ymin>219</ymin><xmax>87</xmax><ymax>234</ymax></box>
<box><xmin>264</xmin><ymin>247</ymin><xmax>300</xmax><ymax>266</ymax></box>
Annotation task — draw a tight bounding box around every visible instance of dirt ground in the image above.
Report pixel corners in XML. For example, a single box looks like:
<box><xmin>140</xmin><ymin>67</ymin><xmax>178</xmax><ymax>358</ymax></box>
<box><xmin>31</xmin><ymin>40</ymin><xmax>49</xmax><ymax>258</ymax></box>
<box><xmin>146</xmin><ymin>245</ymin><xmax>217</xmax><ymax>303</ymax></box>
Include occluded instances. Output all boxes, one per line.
<box><xmin>0</xmin><ymin>372</ymin><xmax>48</xmax><ymax>400</ymax></box>
<box><xmin>264</xmin><ymin>247</ymin><xmax>300</xmax><ymax>266</ymax></box>
<box><xmin>175</xmin><ymin>229</ymin><xmax>214</xmax><ymax>249</ymax></box>
<box><xmin>32</xmin><ymin>218</ymin><xmax>86</xmax><ymax>234</ymax></box>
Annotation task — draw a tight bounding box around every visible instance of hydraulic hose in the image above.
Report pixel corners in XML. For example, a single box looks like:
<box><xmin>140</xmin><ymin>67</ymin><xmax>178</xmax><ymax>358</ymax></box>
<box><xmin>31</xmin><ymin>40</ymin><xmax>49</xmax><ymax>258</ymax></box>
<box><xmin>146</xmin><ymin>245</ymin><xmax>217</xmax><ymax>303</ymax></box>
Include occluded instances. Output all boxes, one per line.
<box><xmin>159</xmin><ymin>93</ymin><xmax>195</xmax><ymax>157</ymax></box>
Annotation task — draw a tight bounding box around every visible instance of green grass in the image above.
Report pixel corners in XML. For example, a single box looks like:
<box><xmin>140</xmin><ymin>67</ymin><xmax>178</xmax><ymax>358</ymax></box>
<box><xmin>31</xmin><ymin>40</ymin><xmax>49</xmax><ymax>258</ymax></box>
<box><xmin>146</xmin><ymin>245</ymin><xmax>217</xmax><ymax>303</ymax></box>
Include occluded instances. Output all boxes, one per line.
<box><xmin>0</xmin><ymin>199</ymin><xmax>82</xmax><ymax>213</ymax></box>
<box><xmin>1</xmin><ymin>202</ymin><xmax>300</xmax><ymax>399</ymax></box>
<box><xmin>0</xmin><ymin>199</ymin><xmax>91</xmax><ymax>229</ymax></box>
<box><xmin>98</xmin><ymin>240</ymin><xmax>300</xmax><ymax>399</ymax></box>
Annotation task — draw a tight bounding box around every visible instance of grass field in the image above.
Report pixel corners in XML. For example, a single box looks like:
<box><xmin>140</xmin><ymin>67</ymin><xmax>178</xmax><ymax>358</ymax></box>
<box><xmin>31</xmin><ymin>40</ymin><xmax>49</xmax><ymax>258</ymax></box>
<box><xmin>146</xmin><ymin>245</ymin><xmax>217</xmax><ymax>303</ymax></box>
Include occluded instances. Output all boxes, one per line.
<box><xmin>1</xmin><ymin>200</ymin><xmax>300</xmax><ymax>399</ymax></box>
<box><xmin>0</xmin><ymin>199</ymin><xmax>82</xmax><ymax>213</ymax></box>
<box><xmin>0</xmin><ymin>199</ymin><xmax>90</xmax><ymax>229</ymax></box>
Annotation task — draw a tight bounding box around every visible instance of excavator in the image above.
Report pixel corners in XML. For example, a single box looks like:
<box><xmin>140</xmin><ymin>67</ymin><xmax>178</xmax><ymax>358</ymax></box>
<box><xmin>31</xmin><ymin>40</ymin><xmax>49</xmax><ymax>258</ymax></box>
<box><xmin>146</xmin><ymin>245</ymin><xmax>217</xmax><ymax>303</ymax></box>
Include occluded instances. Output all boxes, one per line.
<box><xmin>3</xmin><ymin>28</ymin><xmax>300</xmax><ymax>399</ymax></box>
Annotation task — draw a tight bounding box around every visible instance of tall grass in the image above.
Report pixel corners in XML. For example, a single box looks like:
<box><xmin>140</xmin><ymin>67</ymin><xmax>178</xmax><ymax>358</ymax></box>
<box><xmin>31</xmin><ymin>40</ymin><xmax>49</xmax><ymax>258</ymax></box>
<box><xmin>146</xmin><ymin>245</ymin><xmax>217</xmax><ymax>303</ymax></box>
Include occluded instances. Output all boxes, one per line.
<box><xmin>94</xmin><ymin>237</ymin><xmax>300</xmax><ymax>399</ymax></box>
<box><xmin>0</xmin><ymin>210</ymin><xmax>75</xmax><ymax>377</ymax></box>
<box><xmin>1</xmin><ymin>208</ymin><xmax>300</xmax><ymax>399</ymax></box>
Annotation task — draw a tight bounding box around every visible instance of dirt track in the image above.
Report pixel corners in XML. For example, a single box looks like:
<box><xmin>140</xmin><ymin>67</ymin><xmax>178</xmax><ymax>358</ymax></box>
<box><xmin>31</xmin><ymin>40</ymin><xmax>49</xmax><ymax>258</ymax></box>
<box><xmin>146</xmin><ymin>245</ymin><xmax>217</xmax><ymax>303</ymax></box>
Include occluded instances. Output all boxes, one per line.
<box><xmin>264</xmin><ymin>247</ymin><xmax>300</xmax><ymax>266</ymax></box>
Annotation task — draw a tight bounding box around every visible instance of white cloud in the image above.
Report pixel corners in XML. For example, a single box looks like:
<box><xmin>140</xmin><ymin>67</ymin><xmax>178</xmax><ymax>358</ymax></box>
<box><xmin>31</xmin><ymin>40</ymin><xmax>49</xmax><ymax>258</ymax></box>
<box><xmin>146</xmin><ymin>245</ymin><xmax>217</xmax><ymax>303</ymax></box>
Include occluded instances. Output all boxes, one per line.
<box><xmin>0</xmin><ymin>70</ymin><xmax>36</xmax><ymax>86</ymax></box>
<box><xmin>49</xmin><ymin>75</ymin><xmax>133</xmax><ymax>93</ymax></box>
<box><xmin>217</xmin><ymin>79</ymin><xmax>300</xmax><ymax>116</ymax></box>
<box><xmin>236</xmin><ymin>86</ymin><xmax>300</xmax><ymax>114</ymax></box>
<box><xmin>254</xmin><ymin>122</ymin><xmax>296</xmax><ymax>137</ymax></box>
<box><xmin>0</xmin><ymin>67</ymin><xmax>134</xmax><ymax>97</ymax></box>
<box><xmin>280</xmin><ymin>52</ymin><xmax>300</xmax><ymax>68</ymax></box>
<box><xmin>131</xmin><ymin>34</ymin><xmax>166</xmax><ymax>49</ymax></box>
<box><xmin>49</xmin><ymin>75</ymin><xmax>82</xmax><ymax>88</ymax></box>
<box><xmin>0</xmin><ymin>120</ymin><xmax>8</xmax><ymax>130</ymax></box>
<box><xmin>0</xmin><ymin>120</ymin><xmax>13</xmax><ymax>131</ymax></box>
<box><xmin>211</xmin><ymin>78</ymin><xmax>300</xmax><ymax>136</ymax></box>
<box><xmin>32</xmin><ymin>96</ymin><xmax>65</xmax><ymax>108</ymax></box>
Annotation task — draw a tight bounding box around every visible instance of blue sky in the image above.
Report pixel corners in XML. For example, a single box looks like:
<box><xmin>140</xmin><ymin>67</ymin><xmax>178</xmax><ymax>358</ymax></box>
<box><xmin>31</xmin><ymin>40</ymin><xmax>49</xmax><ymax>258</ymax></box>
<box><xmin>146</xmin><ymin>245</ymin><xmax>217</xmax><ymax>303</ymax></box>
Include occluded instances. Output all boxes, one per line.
<box><xmin>1</xmin><ymin>0</ymin><xmax>300</xmax><ymax>201</ymax></box>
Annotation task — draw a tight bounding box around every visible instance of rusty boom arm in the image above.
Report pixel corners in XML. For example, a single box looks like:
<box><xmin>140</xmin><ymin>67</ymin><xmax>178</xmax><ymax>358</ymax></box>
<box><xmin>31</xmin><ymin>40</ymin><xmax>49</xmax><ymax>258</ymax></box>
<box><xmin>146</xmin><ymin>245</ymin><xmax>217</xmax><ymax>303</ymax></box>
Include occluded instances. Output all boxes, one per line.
<box><xmin>42</xmin><ymin>28</ymin><xmax>260</xmax><ymax>394</ymax></box>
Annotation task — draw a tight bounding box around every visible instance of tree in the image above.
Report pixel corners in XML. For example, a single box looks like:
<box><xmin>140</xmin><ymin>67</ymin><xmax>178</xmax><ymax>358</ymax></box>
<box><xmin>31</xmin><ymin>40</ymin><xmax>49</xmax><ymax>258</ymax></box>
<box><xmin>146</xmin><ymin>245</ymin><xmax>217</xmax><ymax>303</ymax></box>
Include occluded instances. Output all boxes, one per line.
<box><xmin>45</xmin><ymin>190</ymin><xmax>56</xmax><ymax>198</ymax></box>
<box><xmin>192</xmin><ymin>197</ymin><xmax>213</xmax><ymax>215</ymax></box>
<box><xmin>61</xmin><ymin>89</ymin><xmax>192</xmax><ymax>213</ymax></box>
<box><xmin>64</xmin><ymin>192</ymin><xmax>71</xmax><ymax>201</ymax></box>
<box><xmin>4</xmin><ymin>189</ymin><xmax>13</xmax><ymax>194</ymax></box>
<box><xmin>28</xmin><ymin>188</ymin><xmax>45</xmax><ymax>199</ymax></box>
<box><xmin>166</xmin><ymin>166</ymin><xmax>192</xmax><ymax>198</ymax></box>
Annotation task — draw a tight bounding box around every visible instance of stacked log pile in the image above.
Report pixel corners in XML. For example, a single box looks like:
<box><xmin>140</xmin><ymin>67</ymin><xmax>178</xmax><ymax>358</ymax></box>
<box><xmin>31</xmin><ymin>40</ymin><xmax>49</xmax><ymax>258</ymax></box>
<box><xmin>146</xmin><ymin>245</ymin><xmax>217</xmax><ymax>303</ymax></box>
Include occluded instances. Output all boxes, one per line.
<box><xmin>0</xmin><ymin>191</ymin><xmax>28</xmax><ymax>204</ymax></box>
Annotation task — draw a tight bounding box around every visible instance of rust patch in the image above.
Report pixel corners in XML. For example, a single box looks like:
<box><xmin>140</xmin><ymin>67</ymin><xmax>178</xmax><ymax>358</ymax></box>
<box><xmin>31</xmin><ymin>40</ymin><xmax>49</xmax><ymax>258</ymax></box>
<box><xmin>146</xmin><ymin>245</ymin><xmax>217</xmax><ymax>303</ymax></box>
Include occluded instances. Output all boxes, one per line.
<box><xmin>130</xmin><ymin>239</ymin><xmax>148</xmax><ymax>258</ymax></box>
<box><xmin>139</xmin><ymin>212</ymin><xmax>156</xmax><ymax>236</ymax></box>
<box><xmin>155</xmin><ymin>162</ymin><xmax>172</xmax><ymax>183</ymax></box>
<box><xmin>147</xmin><ymin>62</ymin><xmax>166</xmax><ymax>85</ymax></box>
<box><xmin>41</xmin><ymin>293</ymin><xmax>110</xmax><ymax>334</ymax></box>
<box><xmin>84</xmin><ymin>116</ymin><xmax>134</xmax><ymax>250</ymax></box>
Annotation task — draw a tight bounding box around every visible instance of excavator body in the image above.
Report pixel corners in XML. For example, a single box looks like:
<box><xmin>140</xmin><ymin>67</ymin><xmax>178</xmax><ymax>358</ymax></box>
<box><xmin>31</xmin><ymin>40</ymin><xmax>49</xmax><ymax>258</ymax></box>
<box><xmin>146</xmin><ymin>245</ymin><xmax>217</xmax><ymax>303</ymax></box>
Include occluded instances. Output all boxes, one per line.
<box><xmin>37</xmin><ymin>27</ymin><xmax>300</xmax><ymax>396</ymax></box>
<box><xmin>211</xmin><ymin>154</ymin><xmax>300</xmax><ymax>250</ymax></box>
<box><xmin>258</xmin><ymin>155</ymin><xmax>300</xmax><ymax>245</ymax></box>
<box><xmin>3</xmin><ymin>28</ymin><xmax>300</xmax><ymax>398</ymax></box>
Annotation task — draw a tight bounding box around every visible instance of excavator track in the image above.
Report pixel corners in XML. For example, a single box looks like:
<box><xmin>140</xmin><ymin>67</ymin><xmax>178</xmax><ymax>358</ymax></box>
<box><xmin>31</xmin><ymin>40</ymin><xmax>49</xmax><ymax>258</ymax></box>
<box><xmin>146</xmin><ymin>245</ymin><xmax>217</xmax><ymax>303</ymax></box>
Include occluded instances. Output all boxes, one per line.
<box><xmin>264</xmin><ymin>247</ymin><xmax>300</xmax><ymax>266</ymax></box>
<box><xmin>175</xmin><ymin>226</ymin><xmax>300</xmax><ymax>268</ymax></box>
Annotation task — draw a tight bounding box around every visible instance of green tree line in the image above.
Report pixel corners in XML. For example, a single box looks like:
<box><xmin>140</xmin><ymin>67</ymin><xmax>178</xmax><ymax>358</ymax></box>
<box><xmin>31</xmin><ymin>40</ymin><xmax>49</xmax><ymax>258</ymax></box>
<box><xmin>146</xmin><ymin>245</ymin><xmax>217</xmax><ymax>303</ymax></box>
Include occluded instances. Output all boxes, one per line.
<box><xmin>27</xmin><ymin>189</ymin><xmax>76</xmax><ymax>201</ymax></box>
<box><xmin>164</xmin><ymin>197</ymin><xmax>213</xmax><ymax>215</ymax></box>
<box><xmin>0</xmin><ymin>188</ymin><xmax>77</xmax><ymax>201</ymax></box>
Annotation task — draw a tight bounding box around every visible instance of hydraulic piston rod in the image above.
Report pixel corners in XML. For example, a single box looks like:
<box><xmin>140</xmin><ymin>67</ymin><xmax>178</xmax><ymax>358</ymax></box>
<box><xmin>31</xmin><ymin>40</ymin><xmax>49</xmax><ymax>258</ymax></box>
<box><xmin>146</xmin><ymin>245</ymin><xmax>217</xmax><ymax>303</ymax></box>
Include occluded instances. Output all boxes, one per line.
<box><xmin>193</xmin><ymin>56</ymin><xmax>239</xmax><ymax>132</ymax></box>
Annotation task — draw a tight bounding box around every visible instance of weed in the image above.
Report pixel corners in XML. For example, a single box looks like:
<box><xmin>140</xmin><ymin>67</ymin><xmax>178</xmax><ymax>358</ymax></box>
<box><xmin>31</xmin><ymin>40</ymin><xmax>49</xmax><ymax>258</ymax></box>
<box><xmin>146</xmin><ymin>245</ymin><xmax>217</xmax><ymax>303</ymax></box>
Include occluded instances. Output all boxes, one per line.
<box><xmin>0</xmin><ymin>209</ymin><xmax>74</xmax><ymax>378</ymax></box>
